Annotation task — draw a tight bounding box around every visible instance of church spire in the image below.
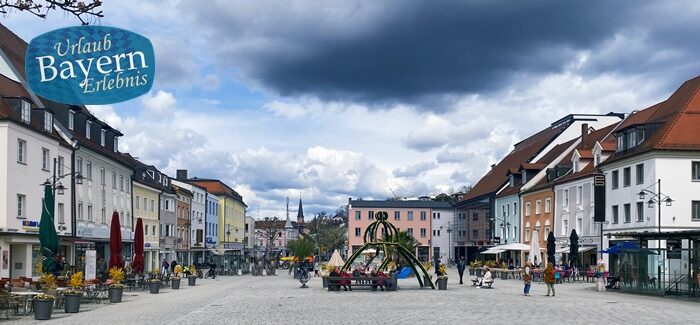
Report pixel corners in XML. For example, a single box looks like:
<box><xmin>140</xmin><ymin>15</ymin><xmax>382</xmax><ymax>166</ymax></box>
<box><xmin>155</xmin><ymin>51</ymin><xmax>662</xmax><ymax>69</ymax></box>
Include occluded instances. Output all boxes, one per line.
<box><xmin>297</xmin><ymin>198</ymin><xmax>304</xmax><ymax>224</ymax></box>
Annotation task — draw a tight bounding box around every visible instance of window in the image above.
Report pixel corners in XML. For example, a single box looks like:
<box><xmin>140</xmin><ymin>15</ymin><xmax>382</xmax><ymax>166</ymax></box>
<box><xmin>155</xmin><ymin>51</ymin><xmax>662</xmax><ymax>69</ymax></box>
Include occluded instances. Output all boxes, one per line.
<box><xmin>44</xmin><ymin>112</ymin><xmax>52</xmax><ymax>132</ymax></box>
<box><xmin>433</xmin><ymin>212</ymin><xmax>436</xmax><ymax>219</ymax></box>
<box><xmin>513</xmin><ymin>226</ymin><xmax>517</xmax><ymax>240</ymax></box>
<box><xmin>114</xmin><ymin>137</ymin><xmax>119</xmax><ymax>152</ymax></box>
<box><xmin>20</xmin><ymin>100</ymin><xmax>30</xmax><ymax>123</ymax></box>
<box><xmin>472</xmin><ymin>212</ymin><xmax>478</xmax><ymax>221</ymax></box>
<box><xmin>101</xmin><ymin>208</ymin><xmax>106</xmax><ymax>224</ymax></box>
<box><xmin>407</xmin><ymin>228</ymin><xmax>413</xmax><ymax>236</ymax></box>
<box><xmin>636</xmin><ymin>164</ymin><xmax>644</xmax><ymax>184</ymax></box>
<box><xmin>545</xmin><ymin>198</ymin><xmax>551</xmax><ymax>213</ymax></box>
<box><xmin>573</xmin><ymin>159</ymin><xmax>579</xmax><ymax>173</ymax></box>
<box><xmin>563</xmin><ymin>189</ymin><xmax>569</xmax><ymax>207</ymax></box>
<box><xmin>394</xmin><ymin>211</ymin><xmax>400</xmax><ymax>220</ymax></box>
<box><xmin>612</xmin><ymin>170</ymin><xmax>619</xmax><ymax>189</ymax></box>
<box><xmin>17</xmin><ymin>139</ymin><xmax>26</xmax><ymax>163</ymax></box>
<box><xmin>525</xmin><ymin>202</ymin><xmax>531</xmax><ymax>216</ymax></box>
<box><xmin>420</xmin><ymin>211</ymin><xmax>426</xmax><ymax>220</ymax></box>
<box><xmin>77</xmin><ymin>202</ymin><xmax>83</xmax><ymax>220</ymax></box>
<box><xmin>57</xmin><ymin>156</ymin><xmax>64</xmax><ymax>176</ymax></box>
<box><xmin>143</xmin><ymin>198</ymin><xmax>148</xmax><ymax>211</ymax></box>
<box><xmin>472</xmin><ymin>229</ymin><xmax>478</xmax><ymax>239</ymax></box>
<box><xmin>544</xmin><ymin>226</ymin><xmax>550</xmax><ymax>240</ymax></box>
<box><xmin>100</xmin><ymin>168</ymin><xmax>105</xmax><ymax>185</ymax></box>
<box><xmin>76</xmin><ymin>157</ymin><xmax>82</xmax><ymax>175</ymax></box>
<box><xmin>135</xmin><ymin>195</ymin><xmax>140</xmax><ymax>209</ymax></box>
<box><xmin>623</xmin><ymin>167</ymin><xmax>631</xmax><ymax>187</ymax></box>
<box><xmin>57</xmin><ymin>203</ymin><xmax>64</xmax><ymax>223</ymax></box>
<box><xmin>576</xmin><ymin>186</ymin><xmax>583</xmax><ymax>205</ymax></box>
<box><xmin>577</xmin><ymin>218</ymin><xmax>582</xmax><ymax>234</ymax></box>
<box><xmin>629</xmin><ymin>130</ymin><xmax>636</xmax><ymax>148</ymax></box>
<box><xmin>408</xmin><ymin>211</ymin><xmax>414</xmax><ymax>221</ymax></box>
<box><xmin>87</xmin><ymin>205</ymin><xmax>93</xmax><ymax>222</ymax></box>
<box><xmin>17</xmin><ymin>194</ymin><xmax>26</xmax><ymax>218</ymax></box>
<box><xmin>86</xmin><ymin>161</ymin><xmax>92</xmax><ymax>180</ymax></box>
<box><xmin>617</xmin><ymin>136</ymin><xmax>623</xmax><ymax>151</ymax></box>
<box><xmin>151</xmin><ymin>199</ymin><xmax>155</xmax><ymax>212</ymax></box>
<box><xmin>502</xmin><ymin>205</ymin><xmax>506</xmax><ymax>217</ymax></box>
<box><xmin>68</xmin><ymin>110</ymin><xmax>74</xmax><ymax>130</ymax></box>
<box><xmin>513</xmin><ymin>202</ymin><xmax>517</xmax><ymax>215</ymax></box>
<box><xmin>693</xmin><ymin>201</ymin><xmax>700</xmax><ymax>221</ymax></box>
<box><xmin>42</xmin><ymin>148</ymin><xmax>50</xmax><ymax>171</ymax></box>
<box><xmin>119</xmin><ymin>175</ymin><xmax>124</xmax><ymax>191</ymax></box>
<box><xmin>561</xmin><ymin>220</ymin><xmax>567</xmax><ymax>236</ymax></box>
<box><xmin>368</xmin><ymin>211</ymin><xmax>374</xmax><ymax>220</ymax></box>
<box><xmin>692</xmin><ymin>162</ymin><xmax>700</xmax><ymax>181</ymax></box>
<box><xmin>535</xmin><ymin>200</ymin><xmax>542</xmax><ymax>214</ymax></box>
<box><xmin>112</xmin><ymin>172</ymin><xmax>117</xmax><ymax>189</ymax></box>
<box><xmin>612</xmin><ymin>205</ymin><xmax>619</xmax><ymax>224</ymax></box>
<box><xmin>420</xmin><ymin>228</ymin><xmax>426</xmax><ymax>238</ymax></box>
<box><xmin>86</xmin><ymin>120</ymin><xmax>92</xmax><ymax>139</ymax></box>
<box><xmin>636</xmin><ymin>202</ymin><xmax>644</xmax><ymax>222</ymax></box>
<box><xmin>145</xmin><ymin>226</ymin><xmax>148</xmax><ymax>236</ymax></box>
<box><xmin>624</xmin><ymin>204</ymin><xmax>631</xmax><ymax>223</ymax></box>
<box><xmin>100</xmin><ymin>129</ymin><xmax>106</xmax><ymax>146</ymax></box>
<box><xmin>354</xmin><ymin>211</ymin><xmax>360</xmax><ymax>220</ymax></box>
<box><xmin>437</xmin><ymin>213</ymin><xmax>440</xmax><ymax>219</ymax></box>
<box><xmin>595</xmin><ymin>153</ymin><xmax>601</xmax><ymax>166</ymax></box>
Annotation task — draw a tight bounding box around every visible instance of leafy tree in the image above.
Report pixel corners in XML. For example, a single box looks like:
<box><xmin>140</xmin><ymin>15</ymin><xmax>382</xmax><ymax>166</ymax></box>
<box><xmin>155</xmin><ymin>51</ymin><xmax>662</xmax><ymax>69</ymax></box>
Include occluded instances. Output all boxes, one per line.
<box><xmin>0</xmin><ymin>0</ymin><xmax>103</xmax><ymax>25</ymax></box>
<box><xmin>287</xmin><ymin>237</ymin><xmax>314</xmax><ymax>260</ymax></box>
<box><xmin>307</xmin><ymin>211</ymin><xmax>347</xmax><ymax>260</ymax></box>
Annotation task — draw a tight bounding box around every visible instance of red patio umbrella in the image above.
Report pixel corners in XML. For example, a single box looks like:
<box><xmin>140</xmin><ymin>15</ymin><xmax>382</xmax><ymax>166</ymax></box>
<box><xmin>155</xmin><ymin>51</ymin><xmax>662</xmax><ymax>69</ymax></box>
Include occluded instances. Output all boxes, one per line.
<box><xmin>109</xmin><ymin>211</ymin><xmax>123</xmax><ymax>269</ymax></box>
<box><xmin>133</xmin><ymin>218</ymin><xmax>144</xmax><ymax>273</ymax></box>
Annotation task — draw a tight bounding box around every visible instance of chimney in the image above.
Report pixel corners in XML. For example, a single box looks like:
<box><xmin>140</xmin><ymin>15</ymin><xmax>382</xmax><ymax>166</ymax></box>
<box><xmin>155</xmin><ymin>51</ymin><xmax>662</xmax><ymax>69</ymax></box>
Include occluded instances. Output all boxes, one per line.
<box><xmin>581</xmin><ymin>123</ymin><xmax>589</xmax><ymax>148</ymax></box>
<box><xmin>176</xmin><ymin>169</ymin><xmax>188</xmax><ymax>180</ymax></box>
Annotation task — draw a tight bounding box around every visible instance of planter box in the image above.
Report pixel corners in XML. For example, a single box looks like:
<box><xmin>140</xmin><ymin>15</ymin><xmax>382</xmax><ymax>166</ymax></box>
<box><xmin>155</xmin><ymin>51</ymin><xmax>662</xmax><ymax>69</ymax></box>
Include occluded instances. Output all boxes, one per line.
<box><xmin>64</xmin><ymin>293</ymin><xmax>81</xmax><ymax>313</ymax></box>
<box><xmin>171</xmin><ymin>278</ymin><xmax>181</xmax><ymax>289</ymax></box>
<box><xmin>322</xmin><ymin>276</ymin><xmax>328</xmax><ymax>288</ymax></box>
<box><xmin>188</xmin><ymin>276</ymin><xmax>196</xmax><ymax>286</ymax></box>
<box><xmin>108</xmin><ymin>287</ymin><xmax>123</xmax><ymax>303</ymax></box>
<box><xmin>438</xmin><ymin>278</ymin><xmax>448</xmax><ymax>290</ymax></box>
<box><xmin>150</xmin><ymin>282</ymin><xmax>160</xmax><ymax>294</ymax></box>
<box><xmin>33</xmin><ymin>299</ymin><xmax>53</xmax><ymax>320</ymax></box>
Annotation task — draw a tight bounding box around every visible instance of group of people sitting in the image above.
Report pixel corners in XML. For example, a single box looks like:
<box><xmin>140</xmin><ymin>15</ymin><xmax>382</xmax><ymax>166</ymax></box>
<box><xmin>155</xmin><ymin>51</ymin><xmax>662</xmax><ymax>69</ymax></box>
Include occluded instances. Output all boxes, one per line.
<box><xmin>329</xmin><ymin>266</ymin><xmax>389</xmax><ymax>291</ymax></box>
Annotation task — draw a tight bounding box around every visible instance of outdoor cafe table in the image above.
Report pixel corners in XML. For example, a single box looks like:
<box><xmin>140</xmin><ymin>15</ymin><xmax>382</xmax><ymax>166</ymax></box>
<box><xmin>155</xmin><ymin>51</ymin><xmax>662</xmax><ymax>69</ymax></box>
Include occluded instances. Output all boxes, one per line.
<box><xmin>10</xmin><ymin>291</ymin><xmax>40</xmax><ymax>315</ymax></box>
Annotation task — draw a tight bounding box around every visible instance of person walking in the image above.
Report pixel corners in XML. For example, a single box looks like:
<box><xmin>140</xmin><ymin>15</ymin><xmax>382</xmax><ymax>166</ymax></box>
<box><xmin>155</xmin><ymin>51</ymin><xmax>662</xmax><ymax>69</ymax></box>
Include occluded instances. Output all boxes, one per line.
<box><xmin>544</xmin><ymin>262</ymin><xmax>556</xmax><ymax>297</ymax></box>
<box><xmin>523</xmin><ymin>261</ymin><xmax>533</xmax><ymax>296</ymax></box>
<box><xmin>161</xmin><ymin>258</ymin><xmax>170</xmax><ymax>276</ymax></box>
<box><xmin>170</xmin><ymin>259</ymin><xmax>178</xmax><ymax>276</ymax></box>
<box><xmin>457</xmin><ymin>256</ymin><xmax>466</xmax><ymax>285</ymax></box>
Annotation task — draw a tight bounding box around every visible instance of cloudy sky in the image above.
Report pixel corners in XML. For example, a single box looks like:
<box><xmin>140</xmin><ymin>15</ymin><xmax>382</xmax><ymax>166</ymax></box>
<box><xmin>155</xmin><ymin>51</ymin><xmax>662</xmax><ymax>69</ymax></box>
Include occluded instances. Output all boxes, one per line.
<box><xmin>5</xmin><ymin>0</ymin><xmax>700</xmax><ymax>218</ymax></box>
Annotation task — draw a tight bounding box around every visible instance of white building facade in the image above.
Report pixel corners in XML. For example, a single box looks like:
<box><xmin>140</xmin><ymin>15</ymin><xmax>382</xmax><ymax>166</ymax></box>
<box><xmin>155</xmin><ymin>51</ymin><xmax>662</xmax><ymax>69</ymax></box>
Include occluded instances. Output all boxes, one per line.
<box><xmin>430</xmin><ymin>205</ymin><xmax>456</xmax><ymax>265</ymax></box>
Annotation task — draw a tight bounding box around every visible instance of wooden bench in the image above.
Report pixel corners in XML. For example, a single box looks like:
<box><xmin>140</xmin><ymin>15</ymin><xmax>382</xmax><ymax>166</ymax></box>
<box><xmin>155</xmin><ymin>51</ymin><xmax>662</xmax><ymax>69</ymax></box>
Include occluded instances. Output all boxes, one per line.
<box><xmin>327</xmin><ymin>276</ymin><xmax>396</xmax><ymax>291</ymax></box>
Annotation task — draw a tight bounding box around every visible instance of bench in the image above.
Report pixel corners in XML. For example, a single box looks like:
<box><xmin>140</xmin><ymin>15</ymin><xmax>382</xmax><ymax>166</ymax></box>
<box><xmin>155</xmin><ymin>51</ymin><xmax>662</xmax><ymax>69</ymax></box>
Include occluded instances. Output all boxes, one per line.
<box><xmin>327</xmin><ymin>276</ymin><xmax>396</xmax><ymax>291</ymax></box>
<box><xmin>471</xmin><ymin>277</ymin><xmax>494</xmax><ymax>288</ymax></box>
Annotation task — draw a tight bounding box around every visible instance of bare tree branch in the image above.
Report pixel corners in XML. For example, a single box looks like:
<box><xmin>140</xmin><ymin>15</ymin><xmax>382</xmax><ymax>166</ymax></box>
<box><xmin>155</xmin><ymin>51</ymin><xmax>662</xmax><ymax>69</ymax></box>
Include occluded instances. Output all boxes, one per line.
<box><xmin>1</xmin><ymin>0</ymin><xmax>103</xmax><ymax>25</ymax></box>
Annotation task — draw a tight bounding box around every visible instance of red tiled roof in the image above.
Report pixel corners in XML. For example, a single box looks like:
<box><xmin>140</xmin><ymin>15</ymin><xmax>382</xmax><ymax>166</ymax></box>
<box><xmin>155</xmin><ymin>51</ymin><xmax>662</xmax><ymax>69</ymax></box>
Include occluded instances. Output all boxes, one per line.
<box><xmin>520</xmin><ymin>163</ymin><xmax>547</xmax><ymax>170</ymax></box>
<box><xmin>188</xmin><ymin>179</ymin><xmax>246</xmax><ymax>207</ymax></box>
<box><xmin>577</xmin><ymin>150</ymin><xmax>593</xmax><ymax>159</ymax></box>
<box><xmin>461</xmin><ymin>124</ymin><xmax>567</xmax><ymax>201</ymax></box>
<box><xmin>605</xmin><ymin>75</ymin><xmax>700</xmax><ymax>164</ymax></box>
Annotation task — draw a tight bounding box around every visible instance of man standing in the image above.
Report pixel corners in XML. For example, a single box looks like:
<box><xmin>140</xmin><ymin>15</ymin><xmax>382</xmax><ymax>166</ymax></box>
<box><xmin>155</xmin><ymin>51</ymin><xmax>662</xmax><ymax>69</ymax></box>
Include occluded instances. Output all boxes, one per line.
<box><xmin>457</xmin><ymin>256</ymin><xmax>466</xmax><ymax>285</ymax></box>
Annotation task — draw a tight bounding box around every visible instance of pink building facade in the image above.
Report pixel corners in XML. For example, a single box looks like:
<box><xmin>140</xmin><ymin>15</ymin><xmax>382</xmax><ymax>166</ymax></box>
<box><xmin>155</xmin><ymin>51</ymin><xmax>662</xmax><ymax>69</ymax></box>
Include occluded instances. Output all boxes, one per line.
<box><xmin>348</xmin><ymin>199</ymin><xmax>454</xmax><ymax>262</ymax></box>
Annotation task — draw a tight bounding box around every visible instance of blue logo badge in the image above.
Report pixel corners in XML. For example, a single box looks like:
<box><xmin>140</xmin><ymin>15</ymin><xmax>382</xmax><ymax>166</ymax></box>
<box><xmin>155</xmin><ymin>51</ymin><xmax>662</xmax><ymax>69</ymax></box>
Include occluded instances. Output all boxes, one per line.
<box><xmin>25</xmin><ymin>26</ymin><xmax>155</xmax><ymax>105</ymax></box>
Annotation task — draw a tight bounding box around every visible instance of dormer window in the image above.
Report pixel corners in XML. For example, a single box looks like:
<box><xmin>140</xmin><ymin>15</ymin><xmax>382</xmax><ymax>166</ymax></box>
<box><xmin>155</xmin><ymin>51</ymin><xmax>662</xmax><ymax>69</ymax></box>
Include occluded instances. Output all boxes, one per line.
<box><xmin>86</xmin><ymin>120</ymin><xmax>92</xmax><ymax>139</ymax></box>
<box><xmin>100</xmin><ymin>129</ymin><xmax>106</xmax><ymax>146</ymax></box>
<box><xmin>20</xmin><ymin>100</ymin><xmax>31</xmax><ymax>124</ymax></box>
<box><xmin>114</xmin><ymin>137</ymin><xmax>119</xmax><ymax>152</ymax></box>
<box><xmin>43</xmin><ymin>112</ymin><xmax>53</xmax><ymax>132</ymax></box>
<box><xmin>509</xmin><ymin>174</ymin><xmax>514</xmax><ymax>187</ymax></box>
<box><xmin>521</xmin><ymin>172</ymin><xmax>527</xmax><ymax>184</ymax></box>
<box><xmin>595</xmin><ymin>153</ymin><xmax>601</xmax><ymax>166</ymax></box>
<box><xmin>573</xmin><ymin>159</ymin><xmax>579</xmax><ymax>173</ymax></box>
<box><xmin>616</xmin><ymin>127</ymin><xmax>647</xmax><ymax>152</ymax></box>
<box><xmin>68</xmin><ymin>110</ymin><xmax>75</xmax><ymax>130</ymax></box>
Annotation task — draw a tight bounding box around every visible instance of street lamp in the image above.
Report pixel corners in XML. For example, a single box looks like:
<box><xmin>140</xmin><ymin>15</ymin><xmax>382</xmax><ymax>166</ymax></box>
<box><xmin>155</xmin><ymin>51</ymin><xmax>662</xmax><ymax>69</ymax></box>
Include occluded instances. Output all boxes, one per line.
<box><xmin>440</xmin><ymin>222</ymin><xmax>453</xmax><ymax>262</ymax></box>
<box><xmin>41</xmin><ymin>158</ymin><xmax>83</xmax><ymax>197</ymax></box>
<box><xmin>489</xmin><ymin>216</ymin><xmax>510</xmax><ymax>244</ymax></box>
<box><xmin>637</xmin><ymin>179</ymin><xmax>673</xmax><ymax>288</ymax></box>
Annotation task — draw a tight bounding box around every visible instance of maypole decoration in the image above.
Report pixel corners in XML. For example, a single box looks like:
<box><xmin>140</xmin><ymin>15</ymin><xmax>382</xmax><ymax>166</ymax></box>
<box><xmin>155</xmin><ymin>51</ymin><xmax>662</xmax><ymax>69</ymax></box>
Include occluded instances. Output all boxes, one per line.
<box><xmin>342</xmin><ymin>211</ymin><xmax>435</xmax><ymax>289</ymax></box>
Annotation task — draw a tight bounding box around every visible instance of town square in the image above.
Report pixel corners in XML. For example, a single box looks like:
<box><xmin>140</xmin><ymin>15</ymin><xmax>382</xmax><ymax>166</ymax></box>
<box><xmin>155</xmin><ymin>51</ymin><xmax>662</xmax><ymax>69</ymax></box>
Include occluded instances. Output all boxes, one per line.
<box><xmin>1</xmin><ymin>1</ymin><xmax>700</xmax><ymax>324</ymax></box>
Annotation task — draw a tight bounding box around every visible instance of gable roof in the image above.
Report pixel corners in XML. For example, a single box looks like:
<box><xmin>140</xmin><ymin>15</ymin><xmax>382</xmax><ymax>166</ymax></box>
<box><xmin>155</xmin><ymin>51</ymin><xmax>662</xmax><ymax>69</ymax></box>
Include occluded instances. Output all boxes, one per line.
<box><xmin>188</xmin><ymin>178</ymin><xmax>247</xmax><ymax>207</ymax></box>
<box><xmin>461</xmin><ymin>123</ymin><xmax>568</xmax><ymax>201</ymax></box>
<box><xmin>605</xmin><ymin>75</ymin><xmax>700</xmax><ymax>164</ymax></box>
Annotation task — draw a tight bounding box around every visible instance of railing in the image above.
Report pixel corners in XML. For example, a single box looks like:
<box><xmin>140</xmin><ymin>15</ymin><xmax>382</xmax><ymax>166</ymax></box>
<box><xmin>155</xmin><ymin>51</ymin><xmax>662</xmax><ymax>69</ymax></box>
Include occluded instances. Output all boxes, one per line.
<box><xmin>665</xmin><ymin>274</ymin><xmax>688</xmax><ymax>296</ymax></box>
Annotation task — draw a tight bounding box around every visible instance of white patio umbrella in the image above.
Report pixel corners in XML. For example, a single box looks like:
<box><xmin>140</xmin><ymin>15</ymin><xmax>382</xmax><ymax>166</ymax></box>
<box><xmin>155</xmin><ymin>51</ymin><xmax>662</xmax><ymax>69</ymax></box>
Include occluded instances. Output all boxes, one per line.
<box><xmin>527</xmin><ymin>231</ymin><xmax>542</xmax><ymax>266</ymax></box>
<box><xmin>328</xmin><ymin>249</ymin><xmax>345</xmax><ymax>267</ymax></box>
<box><xmin>502</xmin><ymin>243</ymin><xmax>531</xmax><ymax>251</ymax></box>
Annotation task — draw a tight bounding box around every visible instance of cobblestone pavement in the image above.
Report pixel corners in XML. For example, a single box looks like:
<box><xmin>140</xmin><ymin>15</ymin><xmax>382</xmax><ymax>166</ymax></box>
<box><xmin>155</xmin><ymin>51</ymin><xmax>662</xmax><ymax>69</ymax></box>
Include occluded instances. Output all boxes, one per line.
<box><xmin>9</xmin><ymin>269</ymin><xmax>699</xmax><ymax>325</ymax></box>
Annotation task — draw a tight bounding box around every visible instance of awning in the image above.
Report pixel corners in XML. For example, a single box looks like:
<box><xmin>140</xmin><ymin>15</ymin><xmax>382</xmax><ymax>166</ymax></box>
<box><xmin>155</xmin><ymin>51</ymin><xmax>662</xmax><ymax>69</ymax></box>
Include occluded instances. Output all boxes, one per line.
<box><xmin>558</xmin><ymin>246</ymin><xmax>596</xmax><ymax>254</ymax></box>
<box><xmin>481</xmin><ymin>248</ymin><xmax>506</xmax><ymax>255</ymax></box>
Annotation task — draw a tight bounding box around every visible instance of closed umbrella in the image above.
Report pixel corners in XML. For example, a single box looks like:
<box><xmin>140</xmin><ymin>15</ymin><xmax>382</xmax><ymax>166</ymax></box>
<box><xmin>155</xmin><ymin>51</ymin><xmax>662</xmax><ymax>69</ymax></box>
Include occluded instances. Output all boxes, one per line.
<box><xmin>328</xmin><ymin>249</ymin><xmax>345</xmax><ymax>267</ymax></box>
<box><xmin>569</xmin><ymin>229</ymin><xmax>579</xmax><ymax>267</ymax></box>
<box><xmin>133</xmin><ymin>218</ymin><xmax>144</xmax><ymax>274</ymax></box>
<box><xmin>546</xmin><ymin>231</ymin><xmax>556</xmax><ymax>265</ymax></box>
<box><xmin>109</xmin><ymin>211</ymin><xmax>123</xmax><ymax>269</ymax></box>
<box><xmin>528</xmin><ymin>231</ymin><xmax>541</xmax><ymax>267</ymax></box>
<box><xmin>39</xmin><ymin>185</ymin><xmax>58</xmax><ymax>274</ymax></box>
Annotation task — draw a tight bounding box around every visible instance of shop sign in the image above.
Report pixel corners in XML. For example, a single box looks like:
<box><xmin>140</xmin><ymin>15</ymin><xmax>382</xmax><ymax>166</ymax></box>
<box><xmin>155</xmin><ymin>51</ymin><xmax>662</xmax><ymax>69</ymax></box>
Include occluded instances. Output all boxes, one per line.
<box><xmin>22</xmin><ymin>220</ymin><xmax>40</xmax><ymax>232</ymax></box>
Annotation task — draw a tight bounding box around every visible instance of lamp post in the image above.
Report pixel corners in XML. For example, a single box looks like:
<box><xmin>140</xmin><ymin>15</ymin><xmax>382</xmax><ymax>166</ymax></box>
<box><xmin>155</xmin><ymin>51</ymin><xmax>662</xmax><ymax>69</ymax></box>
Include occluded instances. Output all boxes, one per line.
<box><xmin>489</xmin><ymin>216</ymin><xmax>510</xmax><ymax>244</ymax></box>
<box><xmin>440</xmin><ymin>221</ymin><xmax>453</xmax><ymax>263</ymax></box>
<box><xmin>637</xmin><ymin>179</ymin><xmax>673</xmax><ymax>289</ymax></box>
<box><xmin>42</xmin><ymin>157</ymin><xmax>84</xmax><ymax>197</ymax></box>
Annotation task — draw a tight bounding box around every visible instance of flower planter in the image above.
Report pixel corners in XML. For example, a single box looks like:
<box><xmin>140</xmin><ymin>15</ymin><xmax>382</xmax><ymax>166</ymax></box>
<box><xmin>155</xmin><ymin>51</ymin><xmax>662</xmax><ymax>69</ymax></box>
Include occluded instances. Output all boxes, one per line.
<box><xmin>149</xmin><ymin>282</ymin><xmax>160</xmax><ymax>294</ymax></box>
<box><xmin>322</xmin><ymin>276</ymin><xmax>328</xmax><ymax>288</ymax></box>
<box><xmin>64</xmin><ymin>293</ymin><xmax>82</xmax><ymax>313</ymax></box>
<box><xmin>188</xmin><ymin>276</ymin><xmax>196</xmax><ymax>286</ymax></box>
<box><xmin>171</xmin><ymin>278</ymin><xmax>181</xmax><ymax>289</ymax></box>
<box><xmin>438</xmin><ymin>278</ymin><xmax>448</xmax><ymax>290</ymax></box>
<box><xmin>108</xmin><ymin>287</ymin><xmax>123</xmax><ymax>303</ymax></box>
<box><xmin>469</xmin><ymin>268</ymin><xmax>475</xmax><ymax>276</ymax></box>
<box><xmin>33</xmin><ymin>299</ymin><xmax>53</xmax><ymax>320</ymax></box>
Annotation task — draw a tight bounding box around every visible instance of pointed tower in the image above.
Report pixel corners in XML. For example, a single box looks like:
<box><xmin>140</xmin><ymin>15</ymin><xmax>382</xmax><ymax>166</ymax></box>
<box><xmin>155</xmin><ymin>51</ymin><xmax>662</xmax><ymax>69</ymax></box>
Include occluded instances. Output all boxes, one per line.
<box><xmin>297</xmin><ymin>198</ymin><xmax>305</xmax><ymax>224</ymax></box>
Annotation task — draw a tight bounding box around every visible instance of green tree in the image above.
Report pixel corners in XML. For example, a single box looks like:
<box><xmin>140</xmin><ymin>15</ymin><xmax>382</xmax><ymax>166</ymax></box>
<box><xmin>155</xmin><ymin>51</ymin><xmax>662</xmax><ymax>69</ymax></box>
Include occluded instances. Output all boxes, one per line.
<box><xmin>287</xmin><ymin>237</ymin><xmax>314</xmax><ymax>260</ymax></box>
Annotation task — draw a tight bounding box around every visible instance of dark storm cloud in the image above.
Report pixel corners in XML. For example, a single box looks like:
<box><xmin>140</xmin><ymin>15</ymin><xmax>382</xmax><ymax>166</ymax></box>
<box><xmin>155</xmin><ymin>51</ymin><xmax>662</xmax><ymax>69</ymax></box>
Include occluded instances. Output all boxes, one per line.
<box><xmin>181</xmin><ymin>0</ymin><xmax>646</xmax><ymax>105</ymax></box>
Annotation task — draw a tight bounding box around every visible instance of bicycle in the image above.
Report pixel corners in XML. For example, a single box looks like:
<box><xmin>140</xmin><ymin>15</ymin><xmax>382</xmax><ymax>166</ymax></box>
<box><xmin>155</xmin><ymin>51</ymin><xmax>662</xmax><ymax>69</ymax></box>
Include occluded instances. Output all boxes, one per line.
<box><xmin>205</xmin><ymin>265</ymin><xmax>217</xmax><ymax>279</ymax></box>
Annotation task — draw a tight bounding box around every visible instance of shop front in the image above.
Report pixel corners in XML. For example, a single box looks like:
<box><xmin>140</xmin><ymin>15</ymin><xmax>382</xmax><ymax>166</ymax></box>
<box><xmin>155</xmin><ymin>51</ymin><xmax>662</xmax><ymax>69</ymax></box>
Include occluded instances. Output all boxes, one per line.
<box><xmin>1</xmin><ymin>234</ymin><xmax>74</xmax><ymax>279</ymax></box>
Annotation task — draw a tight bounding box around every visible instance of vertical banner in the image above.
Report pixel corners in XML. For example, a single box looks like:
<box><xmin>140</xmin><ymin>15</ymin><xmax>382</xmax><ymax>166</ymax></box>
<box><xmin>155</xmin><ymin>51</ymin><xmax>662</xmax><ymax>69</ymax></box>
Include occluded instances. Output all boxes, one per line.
<box><xmin>85</xmin><ymin>250</ymin><xmax>97</xmax><ymax>280</ymax></box>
